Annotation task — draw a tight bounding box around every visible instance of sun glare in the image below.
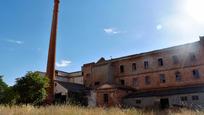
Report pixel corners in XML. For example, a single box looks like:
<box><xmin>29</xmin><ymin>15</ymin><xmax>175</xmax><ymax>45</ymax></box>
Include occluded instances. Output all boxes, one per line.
<box><xmin>186</xmin><ymin>0</ymin><xmax>204</xmax><ymax>24</ymax></box>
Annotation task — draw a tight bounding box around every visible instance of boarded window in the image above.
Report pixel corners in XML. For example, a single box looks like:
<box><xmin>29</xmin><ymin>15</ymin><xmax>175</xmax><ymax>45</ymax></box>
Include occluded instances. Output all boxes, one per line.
<box><xmin>158</xmin><ymin>58</ymin><xmax>164</xmax><ymax>66</ymax></box>
<box><xmin>120</xmin><ymin>65</ymin><xmax>124</xmax><ymax>73</ymax></box>
<box><xmin>192</xmin><ymin>69</ymin><xmax>200</xmax><ymax>78</ymax></box>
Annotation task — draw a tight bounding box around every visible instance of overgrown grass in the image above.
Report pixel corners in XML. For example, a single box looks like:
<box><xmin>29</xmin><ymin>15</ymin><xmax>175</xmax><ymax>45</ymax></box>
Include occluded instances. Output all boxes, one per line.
<box><xmin>0</xmin><ymin>105</ymin><xmax>203</xmax><ymax>115</ymax></box>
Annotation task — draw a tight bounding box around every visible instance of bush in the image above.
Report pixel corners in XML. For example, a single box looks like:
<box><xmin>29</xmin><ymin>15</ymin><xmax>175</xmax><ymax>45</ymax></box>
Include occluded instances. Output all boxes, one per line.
<box><xmin>14</xmin><ymin>72</ymin><xmax>49</xmax><ymax>105</ymax></box>
<box><xmin>0</xmin><ymin>76</ymin><xmax>18</xmax><ymax>105</ymax></box>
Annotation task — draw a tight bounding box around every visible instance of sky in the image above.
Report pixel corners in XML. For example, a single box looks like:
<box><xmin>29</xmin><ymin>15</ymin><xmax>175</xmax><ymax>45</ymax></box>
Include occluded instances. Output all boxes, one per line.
<box><xmin>0</xmin><ymin>0</ymin><xmax>204</xmax><ymax>86</ymax></box>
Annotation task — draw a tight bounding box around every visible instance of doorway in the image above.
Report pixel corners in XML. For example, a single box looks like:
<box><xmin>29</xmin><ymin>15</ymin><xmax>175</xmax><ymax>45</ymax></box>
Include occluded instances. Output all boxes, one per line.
<box><xmin>103</xmin><ymin>94</ymin><xmax>109</xmax><ymax>105</ymax></box>
<box><xmin>160</xmin><ymin>98</ymin><xmax>169</xmax><ymax>109</ymax></box>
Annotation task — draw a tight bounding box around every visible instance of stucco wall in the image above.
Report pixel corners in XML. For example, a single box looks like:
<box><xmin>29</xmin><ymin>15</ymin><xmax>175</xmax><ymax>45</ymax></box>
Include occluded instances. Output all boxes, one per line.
<box><xmin>87</xmin><ymin>90</ymin><xmax>97</xmax><ymax>107</ymax></box>
<box><xmin>54</xmin><ymin>82</ymin><xmax>67</xmax><ymax>95</ymax></box>
<box><xmin>123</xmin><ymin>92</ymin><xmax>204</xmax><ymax>108</ymax></box>
<box><xmin>68</xmin><ymin>76</ymin><xmax>83</xmax><ymax>84</ymax></box>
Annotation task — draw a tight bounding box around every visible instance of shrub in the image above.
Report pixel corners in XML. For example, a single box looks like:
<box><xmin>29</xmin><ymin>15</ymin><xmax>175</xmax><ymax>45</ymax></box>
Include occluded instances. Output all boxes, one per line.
<box><xmin>14</xmin><ymin>72</ymin><xmax>49</xmax><ymax>105</ymax></box>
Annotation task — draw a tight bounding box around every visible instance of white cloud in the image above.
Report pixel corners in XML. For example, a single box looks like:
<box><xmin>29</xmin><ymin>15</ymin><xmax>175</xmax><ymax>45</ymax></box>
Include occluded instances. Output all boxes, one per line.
<box><xmin>104</xmin><ymin>28</ymin><xmax>120</xmax><ymax>34</ymax></box>
<box><xmin>6</xmin><ymin>39</ymin><xmax>24</xmax><ymax>45</ymax></box>
<box><xmin>156</xmin><ymin>24</ymin><xmax>163</xmax><ymax>30</ymax></box>
<box><xmin>56</xmin><ymin>60</ymin><xmax>71</xmax><ymax>68</ymax></box>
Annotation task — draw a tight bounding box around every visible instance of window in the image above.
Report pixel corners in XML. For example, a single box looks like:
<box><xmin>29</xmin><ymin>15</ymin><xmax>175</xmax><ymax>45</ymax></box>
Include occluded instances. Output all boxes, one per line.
<box><xmin>160</xmin><ymin>74</ymin><xmax>166</xmax><ymax>83</ymax></box>
<box><xmin>189</xmin><ymin>52</ymin><xmax>196</xmax><ymax>61</ymax></box>
<box><xmin>133</xmin><ymin>78</ymin><xmax>138</xmax><ymax>87</ymax></box>
<box><xmin>144</xmin><ymin>61</ymin><xmax>149</xmax><ymax>69</ymax></box>
<box><xmin>55</xmin><ymin>71</ymin><xmax>59</xmax><ymax>75</ymax></box>
<box><xmin>180</xmin><ymin>96</ymin><xmax>188</xmax><ymax>101</ymax></box>
<box><xmin>192</xmin><ymin>69</ymin><xmax>200</xmax><ymax>78</ymax></box>
<box><xmin>158</xmin><ymin>58</ymin><xmax>164</xmax><ymax>66</ymax></box>
<box><xmin>120</xmin><ymin>65</ymin><xmax>124</xmax><ymax>73</ymax></box>
<box><xmin>136</xmin><ymin>100</ymin><xmax>141</xmax><ymax>104</ymax></box>
<box><xmin>86</xmin><ymin>73</ymin><xmax>90</xmax><ymax>77</ymax></box>
<box><xmin>145</xmin><ymin>76</ymin><xmax>151</xmax><ymax>85</ymax></box>
<box><xmin>94</xmin><ymin>82</ymin><xmax>100</xmax><ymax>86</ymax></box>
<box><xmin>172</xmin><ymin>55</ymin><xmax>179</xmax><ymax>64</ymax></box>
<box><xmin>132</xmin><ymin>63</ymin><xmax>137</xmax><ymax>71</ymax></box>
<box><xmin>192</xmin><ymin>95</ymin><xmax>199</xmax><ymax>101</ymax></box>
<box><xmin>175</xmin><ymin>71</ymin><xmax>182</xmax><ymax>82</ymax></box>
<box><xmin>120</xmin><ymin>79</ymin><xmax>125</xmax><ymax>85</ymax></box>
<box><xmin>103</xmin><ymin>94</ymin><xmax>109</xmax><ymax>104</ymax></box>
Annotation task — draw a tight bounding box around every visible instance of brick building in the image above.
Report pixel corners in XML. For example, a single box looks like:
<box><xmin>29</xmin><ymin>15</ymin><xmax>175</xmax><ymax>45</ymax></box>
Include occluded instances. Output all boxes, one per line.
<box><xmin>82</xmin><ymin>36</ymin><xmax>204</xmax><ymax>108</ymax></box>
<box><xmin>43</xmin><ymin>36</ymin><xmax>204</xmax><ymax>108</ymax></box>
<box><xmin>39</xmin><ymin>70</ymin><xmax>86</xmax><ymax>104</ymax></box>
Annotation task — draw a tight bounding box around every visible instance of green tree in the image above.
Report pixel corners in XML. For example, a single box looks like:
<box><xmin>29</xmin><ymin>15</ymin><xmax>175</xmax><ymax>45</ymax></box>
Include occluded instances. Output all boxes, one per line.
<box><xmin>0</xmin><ymin>75</ymin><xmax>8</xmax><ymax>91</ymax></box>
<box><xmin>14</xmin><ymin>72</ymin><xmax>49</xmax><ymax>105</ymax></box>
<box><xmin>0</xmin><ymin>75</ymin><xmax>8</xmax><ymax>103</ymax></box>
<box><xmin>1</xmin><ymin>86</ymin><xmax>19</xmax><ymax>105</ymax></box>
<box><xmin>0</xmin><ymin>76</ymin><xmax>18</xmax><ymax>105</ymax></box>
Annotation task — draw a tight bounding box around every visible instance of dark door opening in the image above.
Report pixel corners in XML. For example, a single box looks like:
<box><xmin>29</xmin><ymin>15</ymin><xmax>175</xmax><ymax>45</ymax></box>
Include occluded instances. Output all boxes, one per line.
<box><xmin>160</xmin><ymin>98</ymin><xmax>169</xmax><ymax>109</ymax></box>
<box><xmin>103</xmin><ymin>94</ymin><xmax>109</xmax><ymax>105</ymax></box>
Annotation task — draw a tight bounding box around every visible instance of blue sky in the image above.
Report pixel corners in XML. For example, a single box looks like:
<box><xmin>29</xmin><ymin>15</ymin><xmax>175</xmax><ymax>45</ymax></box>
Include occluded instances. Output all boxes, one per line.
<box><xmin>0</xmin><ymin>0</ymin><xmax>204</xmax><ymax>85</ymax></box>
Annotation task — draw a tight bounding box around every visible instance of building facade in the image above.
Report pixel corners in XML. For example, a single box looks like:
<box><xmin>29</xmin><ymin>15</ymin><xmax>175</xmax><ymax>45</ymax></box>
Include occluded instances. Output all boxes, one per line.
<box><xmin>38</xmin><ymin>70</ymin><xmax>85</xmax><ymax>104</ymax></box>
<box><xmin>55</xmin><ymin>70</ymin><xmax>83</xmax><ymax>84</ymax></box>
<box><xmin>82</xmin><ymin>36</ymin><xmax>204</xmax><ymax>108</ymax></box>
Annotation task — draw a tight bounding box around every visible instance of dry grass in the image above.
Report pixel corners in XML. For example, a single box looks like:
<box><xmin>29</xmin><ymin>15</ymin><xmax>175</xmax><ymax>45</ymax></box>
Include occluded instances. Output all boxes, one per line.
<box><xmin>0</xmin><ymin>105</ymin><xmax>203</xmax><ymax>115</ymax></box>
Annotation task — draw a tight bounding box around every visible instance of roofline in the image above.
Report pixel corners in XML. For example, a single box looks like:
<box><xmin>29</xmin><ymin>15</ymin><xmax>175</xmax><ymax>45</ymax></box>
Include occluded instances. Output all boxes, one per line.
<box><xmin>54</xmin><ymin>80</ymin><xmax>85</xmax><ymax>86</ymax></box>
<box><xmin>109</xmin><ymin>41</ymin><xmax>200</xmax><ymax>62</ymax></box>
<box><xmin>68</xmin><ymin>71</ymin><xmax>82</xmax><ymax>74</ymax></box>
<box><xmin>83</xmin><ymin>40</ymin><xmax>201</xmax><ymax>65</ymax></box>
<box><xmin>55</xmin><ymin>70</ymin><xmax>69</xmax><ymax>74</ymax></box>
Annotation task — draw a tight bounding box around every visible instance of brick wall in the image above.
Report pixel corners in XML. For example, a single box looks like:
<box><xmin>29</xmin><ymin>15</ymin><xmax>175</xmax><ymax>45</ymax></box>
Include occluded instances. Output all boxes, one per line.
<box><xmin>96</xmin><ymin>88</ymin><xmax>128</xmax><ymax>107</ymax></box>
<box><xmin>82</xmin><ymin>39</ymin><xmax>204</xmax><ymax>91</ymax></box>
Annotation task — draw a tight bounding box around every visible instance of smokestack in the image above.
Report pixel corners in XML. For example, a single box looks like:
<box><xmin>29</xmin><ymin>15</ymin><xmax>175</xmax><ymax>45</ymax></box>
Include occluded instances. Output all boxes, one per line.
<box><xmin>45</xmin><ymin>0</ymin><xmax>60</xmax><ymax>104</ymax></box>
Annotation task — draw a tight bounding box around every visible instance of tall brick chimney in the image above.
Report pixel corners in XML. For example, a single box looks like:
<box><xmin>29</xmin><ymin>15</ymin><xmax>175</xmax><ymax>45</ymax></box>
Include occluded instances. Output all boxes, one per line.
<box><xmin>45</xmin><ymin>0</ymin><xmax>60</xmax><ymax>104</ymax></box>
